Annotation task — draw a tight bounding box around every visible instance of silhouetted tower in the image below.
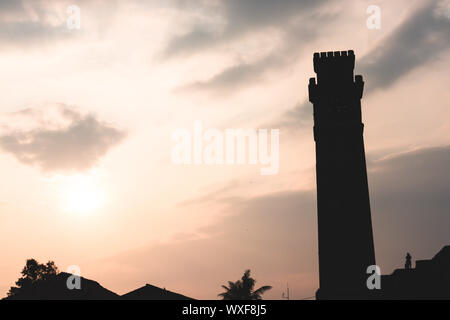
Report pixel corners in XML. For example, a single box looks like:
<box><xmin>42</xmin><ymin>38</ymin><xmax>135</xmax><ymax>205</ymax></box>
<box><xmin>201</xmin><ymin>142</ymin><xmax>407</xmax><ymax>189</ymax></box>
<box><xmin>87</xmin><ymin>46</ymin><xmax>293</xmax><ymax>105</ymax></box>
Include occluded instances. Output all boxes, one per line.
<box><xmin>308</xmin><ymin>50</ymin><xmax>376</xmax><ymax>299</ymax></box>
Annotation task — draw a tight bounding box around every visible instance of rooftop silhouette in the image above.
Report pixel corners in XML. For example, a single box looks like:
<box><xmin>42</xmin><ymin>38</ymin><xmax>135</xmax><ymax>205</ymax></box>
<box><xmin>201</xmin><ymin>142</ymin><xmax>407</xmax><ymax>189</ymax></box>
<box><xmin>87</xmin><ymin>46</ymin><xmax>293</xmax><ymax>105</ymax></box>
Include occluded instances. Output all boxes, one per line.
<box><xmin>3</xmin><ymin>272</ymin><xmax>192</xmax><ymax>300</ymax></box>
<box><xmin>122</xmin><ymin>283</ymin><xmax>192</xmax><ymax>300</ymax></box>
<box><xmin>380</xmin><ymin>246</ymin><xmax>450</xmax><ymax>299</ymax></box>
<box><xmin>4</xmin><ymin>272</ymin><xmax>119</xmax><ymax>300</ymax></box>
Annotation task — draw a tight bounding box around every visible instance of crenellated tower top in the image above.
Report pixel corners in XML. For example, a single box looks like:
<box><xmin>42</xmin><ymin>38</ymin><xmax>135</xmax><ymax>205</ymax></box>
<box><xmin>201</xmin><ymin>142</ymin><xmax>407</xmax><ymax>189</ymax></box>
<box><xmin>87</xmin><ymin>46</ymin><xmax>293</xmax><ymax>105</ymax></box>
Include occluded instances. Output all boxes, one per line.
<box><xmin>313</xmin><ymin>50</ymin><xmax>355</xmax><ymax>76</ymax></box>
<box><xmin>308</xmin><ymin>50</ymin><xmax>364</xmax><ymax>131</ymax></box>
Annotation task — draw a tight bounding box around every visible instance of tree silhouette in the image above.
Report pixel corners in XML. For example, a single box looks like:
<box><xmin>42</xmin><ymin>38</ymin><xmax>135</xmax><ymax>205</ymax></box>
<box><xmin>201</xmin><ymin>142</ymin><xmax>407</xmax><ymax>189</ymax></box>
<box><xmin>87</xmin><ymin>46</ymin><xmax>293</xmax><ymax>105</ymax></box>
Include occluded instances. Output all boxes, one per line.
<box><xmin>7</xmin><ymin>259</ymin><xmax>59</xmax><ymax>297</ymax></box>
<box><xmin>218</xmin><ymin>270</ymin><xmax>272</xmax><ymax>300</ymax></box>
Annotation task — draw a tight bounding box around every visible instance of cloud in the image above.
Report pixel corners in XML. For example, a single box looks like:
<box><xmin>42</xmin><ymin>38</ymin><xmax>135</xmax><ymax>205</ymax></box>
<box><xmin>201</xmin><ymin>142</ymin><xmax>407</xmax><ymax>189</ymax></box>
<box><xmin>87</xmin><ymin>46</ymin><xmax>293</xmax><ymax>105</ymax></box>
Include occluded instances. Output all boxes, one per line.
<box><xmin>370</xmin><ymin>146</ymin><xmax>450</xmax><ymax>232</ymax></box>
<box><xmin>0</xmin><ymin>0</ymin><xmax>84</xmax><ymax>47</ymax></box>
<box><xmin>0</xmin><ymin>0</ymin><xmax>25</xmax><ymax>12</ymax></box>
<box><xmin>271</xmin><ymin>101</ymin><xmax>312</xmax><ymax>131</ymax></box>
<box><xmin>179</xmin><ymin>55</ymin><xmax>282</xmax><ymax>93</ymax></box>
<box><xmin>0</xmin><ymin>104</ymin><xmax>126</xmax><ymax>173</ymax></box>
<box><xmin>170</xmin><ymin>1</ymin><xmax>445</xmax><ymax>95</ymax></box>
<box><xmin>164</xmin><ymin>0</ymin><xmax>329</xmax><ymax>57</ymax></box>
<box><xmin>184</xmin><ymin>146</ymin><xmax>450</xmax><ymax>256</ymax></box>
<box><xmin>358</xmin><ymin>0</ymin><xmax>450</xmax><ymax>93</ymax></box>
<box><xmin>174</xmin><ymin>4</ymin><xmax>337</xmax><ymax>93</ymax></box>
<box><xmin>0</xmin><ymin>21</ymin><xmax>63</xmax><ymax>46</ymax></box>
<box><xmin>163</xmin><ymin>0</ymin><xmax>338</xmax><ymax>94</ymax></box>
<box><xmin>276</xmin><ymin>0</ymin><xmax>450</xmax><ymax>129</ymax></box>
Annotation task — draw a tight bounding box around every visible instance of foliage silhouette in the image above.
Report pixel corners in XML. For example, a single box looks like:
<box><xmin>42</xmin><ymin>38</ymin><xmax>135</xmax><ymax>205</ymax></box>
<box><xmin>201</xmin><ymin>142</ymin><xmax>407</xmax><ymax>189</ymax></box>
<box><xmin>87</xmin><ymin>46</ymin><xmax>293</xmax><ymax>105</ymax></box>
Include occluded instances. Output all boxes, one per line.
<box><xmin>218</xmin><ymin>269</ymin><xmax>272</xmax><ymax>300</ymax></box>
<box><xmin>7</xmin><ymin>258</ymin><xmax>58</xmax><ymax>297</ymax></box>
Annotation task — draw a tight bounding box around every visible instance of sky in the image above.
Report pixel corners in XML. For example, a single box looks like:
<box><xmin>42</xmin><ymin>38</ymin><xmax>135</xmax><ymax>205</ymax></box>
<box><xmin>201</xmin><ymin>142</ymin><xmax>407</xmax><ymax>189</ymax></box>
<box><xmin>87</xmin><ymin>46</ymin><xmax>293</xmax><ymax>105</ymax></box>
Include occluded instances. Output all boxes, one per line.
<box><xmin>0</xmin><ymin>0</ymin><xmax>449</xmax><ymax>299</ymax></box>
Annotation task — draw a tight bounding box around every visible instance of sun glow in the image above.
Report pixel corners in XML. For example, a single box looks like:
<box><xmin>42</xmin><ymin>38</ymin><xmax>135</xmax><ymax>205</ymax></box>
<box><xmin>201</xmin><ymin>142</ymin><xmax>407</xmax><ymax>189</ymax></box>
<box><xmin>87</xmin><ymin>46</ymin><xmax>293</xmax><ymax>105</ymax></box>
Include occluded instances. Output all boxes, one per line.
<box><xmin>60</xmin><ymin>175</ymin><xmax>106</xmax><ymax>215</ymax></box>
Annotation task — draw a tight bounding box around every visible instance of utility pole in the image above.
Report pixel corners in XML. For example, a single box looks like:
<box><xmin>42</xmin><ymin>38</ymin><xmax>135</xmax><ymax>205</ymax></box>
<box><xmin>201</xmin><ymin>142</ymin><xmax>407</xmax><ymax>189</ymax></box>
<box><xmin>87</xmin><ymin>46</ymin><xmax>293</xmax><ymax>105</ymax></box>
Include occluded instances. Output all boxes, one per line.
<box><xmin>281</xmin><ymin>283</ymin><xmax>290</xmax><ymax>300</ymax></box>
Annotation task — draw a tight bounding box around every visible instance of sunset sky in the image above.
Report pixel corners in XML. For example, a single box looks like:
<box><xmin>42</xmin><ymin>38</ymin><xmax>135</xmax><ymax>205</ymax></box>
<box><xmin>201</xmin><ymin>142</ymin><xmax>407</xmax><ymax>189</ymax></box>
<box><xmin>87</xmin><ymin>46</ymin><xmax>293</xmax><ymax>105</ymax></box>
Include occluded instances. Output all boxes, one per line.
<box><xmin>0</xmin><ymin>0</ymin><xmax>449</xmax><ymax>299</ymax></box>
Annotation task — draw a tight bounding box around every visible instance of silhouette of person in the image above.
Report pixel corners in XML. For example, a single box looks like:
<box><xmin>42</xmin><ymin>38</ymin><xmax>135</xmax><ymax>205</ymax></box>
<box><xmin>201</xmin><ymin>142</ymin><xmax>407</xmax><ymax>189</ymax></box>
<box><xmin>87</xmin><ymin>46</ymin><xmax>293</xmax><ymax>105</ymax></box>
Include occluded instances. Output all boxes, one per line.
<box><xmin>405</xmin><ymin>253</ymin><xmax>412</xmax><ymax>270</ymax></box>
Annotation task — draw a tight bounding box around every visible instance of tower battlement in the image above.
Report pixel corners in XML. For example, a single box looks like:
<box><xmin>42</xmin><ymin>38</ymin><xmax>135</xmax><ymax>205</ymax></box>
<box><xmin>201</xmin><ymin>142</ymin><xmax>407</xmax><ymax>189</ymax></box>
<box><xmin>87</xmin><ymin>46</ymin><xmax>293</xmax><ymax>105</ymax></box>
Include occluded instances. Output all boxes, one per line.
<box><xmin>309</xmin><ymin>50</ymin><xmax>362</xmax><ymax>106</ymax></box>
<box><xmin>313</xmin><ymin>50</ymin><xmax>355</xmax><ymax>72</ymax></box>
<box><xmin>313</xmin><ymin>50</ymin><xmax>355</xmax><ymax>83</ymax></box>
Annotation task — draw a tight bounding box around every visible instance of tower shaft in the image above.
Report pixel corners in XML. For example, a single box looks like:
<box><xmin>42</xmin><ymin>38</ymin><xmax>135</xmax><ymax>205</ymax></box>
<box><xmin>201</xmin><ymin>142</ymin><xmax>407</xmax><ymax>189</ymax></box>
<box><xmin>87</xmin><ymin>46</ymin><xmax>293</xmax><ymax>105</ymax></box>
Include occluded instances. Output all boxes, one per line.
<box><xmin>309</xmin><ymin>50</ymin><xmax>375</xmax><ymax>299</ymax></box>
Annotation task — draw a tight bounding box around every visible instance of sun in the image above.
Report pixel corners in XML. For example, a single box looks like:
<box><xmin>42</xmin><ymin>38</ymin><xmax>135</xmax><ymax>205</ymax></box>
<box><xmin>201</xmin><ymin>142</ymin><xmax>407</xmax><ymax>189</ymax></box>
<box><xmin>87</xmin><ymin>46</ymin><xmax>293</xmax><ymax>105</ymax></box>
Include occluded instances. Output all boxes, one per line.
<box><xmin>61</xmin><ymin>175</ymin><xmax>105</xmax><ymax>215</ymax></box>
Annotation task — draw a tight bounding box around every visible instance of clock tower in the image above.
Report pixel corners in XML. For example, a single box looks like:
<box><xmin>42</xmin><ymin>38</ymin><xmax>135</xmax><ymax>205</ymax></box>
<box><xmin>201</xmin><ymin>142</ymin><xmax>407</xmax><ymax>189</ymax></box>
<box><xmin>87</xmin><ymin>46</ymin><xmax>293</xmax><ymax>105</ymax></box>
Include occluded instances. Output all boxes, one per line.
<box><xmin>309</xmin><ymin>50</ymin><xmax>376</xmax><ymax>299</ymax></box>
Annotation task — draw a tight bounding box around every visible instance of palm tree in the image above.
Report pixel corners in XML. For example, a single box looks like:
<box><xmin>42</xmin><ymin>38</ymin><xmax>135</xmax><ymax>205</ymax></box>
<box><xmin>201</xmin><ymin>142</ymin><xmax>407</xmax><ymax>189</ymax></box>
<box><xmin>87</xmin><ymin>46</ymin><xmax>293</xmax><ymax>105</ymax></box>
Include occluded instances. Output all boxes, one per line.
<box><xmin>218</xmin><ymin>269</ymin><xmax>272</xmax><ymax>300</ymax></box>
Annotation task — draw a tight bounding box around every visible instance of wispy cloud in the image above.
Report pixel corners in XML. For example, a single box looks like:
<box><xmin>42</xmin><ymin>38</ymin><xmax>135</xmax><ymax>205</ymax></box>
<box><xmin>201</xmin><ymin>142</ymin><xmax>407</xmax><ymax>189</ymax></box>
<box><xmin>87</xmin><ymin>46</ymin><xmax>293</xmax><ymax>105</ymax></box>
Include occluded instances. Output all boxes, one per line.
<box><xmin>278</xmin><ymin>0</ymin><xmax>450</xmax><ymax>129</ymax></box>
<box><xmin>168</xmin><ymin>0</ymin><xmax>336</xmax><ymax>93</ymax></box>
<box><xmin>358</xmin><ymin>0</ymin><xmax>450</xmax><ymax>93</ymax></box>
<box><xmin>0</xmin><ymin>0</ymin><xmax>68</xmax><ymax>47</ymax></box>
<box><xmin>164</xmin><ymin>0</ymin><xmax>330</xmax><ymax>57</ymax></box>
